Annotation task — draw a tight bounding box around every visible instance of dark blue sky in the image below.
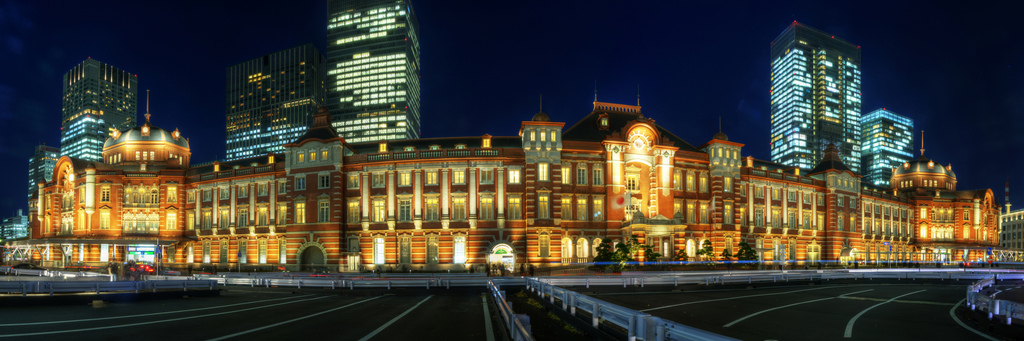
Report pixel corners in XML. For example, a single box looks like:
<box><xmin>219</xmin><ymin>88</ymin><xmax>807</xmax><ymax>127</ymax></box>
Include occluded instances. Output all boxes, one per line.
<box><xmin>1</xmin><ymin>1</ymin><xmax>1023</xmax><ymax>218</ymax></box>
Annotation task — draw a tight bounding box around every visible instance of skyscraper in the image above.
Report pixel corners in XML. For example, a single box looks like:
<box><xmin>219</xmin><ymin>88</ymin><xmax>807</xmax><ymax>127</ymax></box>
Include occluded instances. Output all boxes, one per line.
<box><xmin>226</xmin><ymin>44</ymin><xmax>326</xmax><ymax>160</ymax></box>
<box><xmin>326</xmin><ymin>0</ymin><xmax>421</xmax><ymax>143</ymax></box>
<box><xmin>1</xmin><ymin>210</ymin><xmax>29</xmax><ymax>240</ymax></box>
<box><xmin>27</xmin><ymin>145</ymin><xmax>59</xmax><ymax>200</ymax></box>
<box><xmin>861</xmin><ymin>108</ymin><xmax>913</xmax><ymax>186</ymax></box>
<box><xmin>61</xmin><ymin>58</ymin><xmax>137</xmax><ymax>161</ymax></box>
<box><xmin>770</xmin><ymin>22</ymin><xmax>862</xmax><ymax>173</ymax></box>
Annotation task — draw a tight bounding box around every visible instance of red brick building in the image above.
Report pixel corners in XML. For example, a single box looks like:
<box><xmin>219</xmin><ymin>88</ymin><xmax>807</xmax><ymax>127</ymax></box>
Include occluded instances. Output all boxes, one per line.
<box><xmin>21</xmin><ymin>103</ymin><xmax>1000</xmax><ymax>271</ymax></box>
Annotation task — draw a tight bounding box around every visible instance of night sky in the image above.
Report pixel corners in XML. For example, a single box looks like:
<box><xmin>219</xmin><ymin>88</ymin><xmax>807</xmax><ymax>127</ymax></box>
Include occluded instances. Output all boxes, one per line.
<box><xmin>1</xmin><ymin>1</ymin><xmax>1023</xmax><ymax>218</ymax></box>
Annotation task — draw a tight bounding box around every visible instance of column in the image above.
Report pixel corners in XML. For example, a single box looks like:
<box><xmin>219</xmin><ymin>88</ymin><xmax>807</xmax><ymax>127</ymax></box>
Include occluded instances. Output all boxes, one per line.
<box><xmin>782</xmin><ymin>187</ymin><xmax>788</xmax><ymax>225</ymax></box>
<box><xmin>797</xmin><ymin>191</ymin><xmax>803</xmax><ymax>228</ymax></box>
<box><xmin>414</xmin><ymin>170</ymin><xmax>422</xmax><ymax>229</ymax></box>
<box><xmin>387</xmin><ymin>171</ymin><xmax>395</xmax><ymax>230</ymax></box>
<box><xmin>747</xmin><ymin>182</ymin><xmax>754</xmax><ymax>225</ymax></box>
<box><xmin>248</xmin><ymin>183</ymin><xmax>255</xmax><ymax>226</ymax></box>
<box><xmin>441</xmin><ymin>169</ymin><xmax>450</xmax><ymax>229</ymax></box>
<box><xmin>469</xmin><ymin>167</ymin><xmax>477</xmax><ymax>229</ymax></box>
<box><xmin>269</xmin><ymin>181</ymin><xmax>277</xmax><ymax>225</ymax></box>
<box><xmin>497</xmin><ymin>167</ymin><xmax>506</xmax><ymax>229</ymax></box>
<box><xmin>765</xmin><ymin>185</ymin><xmax>772</xmax><ymax>225</ymax></box>
<box><xmin>230</xmin><ymin>184</ymin><xmax>237</xmax><ymax>227</ymax></box>
<box><xmin>194</xmin><ymin>189</ymin><xmax>201</xmax><ymax>229</ymax></box>
<box><xmin>361</xmin><ymin>172</ymin><xmax>370</xmax><ymax>231</ymax></box>
<box><xmin>811</xmin><ymin>192</ymin><xmax>817</xmax><ymax>229</ymax></box>
<box><xmin>213</xmin><ymin>188</ymin><xmax>219</xmax><ymax>227</ymax></box>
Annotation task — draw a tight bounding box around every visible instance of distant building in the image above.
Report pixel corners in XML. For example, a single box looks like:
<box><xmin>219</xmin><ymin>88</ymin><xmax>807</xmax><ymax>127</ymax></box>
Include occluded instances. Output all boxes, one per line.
<box><xmin>225</xmin><ymin>44</ymin><xmax>326</xmax><ymax>161</ymax></box>
<box><xmin>1001</xmin><ymin>183</ymin><xmax>1022</xmax><ymax>252</ymax></box>
<box><xmin>60</xmin><ymin>58</ymin><xmax>138</xmax><ymax>161</ymax></box>
<box><xmin>770</xmin><ymin>22</ymin><xmax>862</xmax><ymax>173</ymax></box>
<box><xmin>861</xmin><ymin>109</ymin><xmax>913</xmax><ymax>186</ymax></box>
<box><xmin>326</xmin><ymin>0</ymin><xmax>421</xmax><ymax>143</ymax></box>
<box><xmin>27</xmin><ymin>145</ymin><xmax>59</xmax><ymax>200</ymax></box>
<box><xmin>1</xmin><ymin>210</ymin><xmax>29</xmax><ymax>240</ymax></box>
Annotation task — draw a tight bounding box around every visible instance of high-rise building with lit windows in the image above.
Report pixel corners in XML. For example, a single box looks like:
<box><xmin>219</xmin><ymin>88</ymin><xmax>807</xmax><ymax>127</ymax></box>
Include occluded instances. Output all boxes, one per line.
<box><xmin>861</xmin><ymin>108</ymin><xmax>913</xmax><ymax>186</ymax></box>
<box><xmin>60</xmin><ymin>58</ymin><xmax>137</xmax><ymax>161</ymax></box>
<box><xmin>770</xmin><ymin>22</ymin><xmax>862</xmax><ymax>173</ymax></box>
<box><xmin>27</xmin><ymin>145</ymin><xmax>59</xmax><ymax>201</ymax></box>
<box><xmin>226</xmin><ymin>44</ymin><xmax>326</xmax><ymax>160</ymax></box>
<box><xmin>326</xmin><ymin>0</ymin><xmax>421</xmax><ymax>143</ymax></box>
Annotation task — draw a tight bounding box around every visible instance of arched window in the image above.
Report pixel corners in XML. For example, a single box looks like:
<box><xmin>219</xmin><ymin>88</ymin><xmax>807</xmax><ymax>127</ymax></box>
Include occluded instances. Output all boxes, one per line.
<box><xmin>561</xmin><ymin>237</ymin><xmax>573</xmax><ymax>260</ymax></box>
<box><xmin>576</xmin><ymin>238</ymin><xmax>589</xmax><ymax>259</ymax></box>
<box><xmin>963</xmin><ymin>224</ymin><xmax>970</xmax><ymax>239</ymax></box>
<box><xmin>686</xmin><ymin>239</ymin><xmax>696</xmax><ymax>258</ymax></box>
<box><xmin>920</xmin><ymin>223</ymin><xmax>928</xmax><ymax>238</ymax></box>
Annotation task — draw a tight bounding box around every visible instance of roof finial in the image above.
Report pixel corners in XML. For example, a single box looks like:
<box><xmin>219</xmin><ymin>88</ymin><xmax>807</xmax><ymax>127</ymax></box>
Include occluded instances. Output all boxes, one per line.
<box><xmin>539</xmin><ymin>94</ymin><xmax>543</xmax><ymax>112</ymax></box>
<box><xmin>920</xmin><ymin>130</ymin><xmax>925</xmax><ymax>156</ymax></box>
<box><xmin>144</xmin><ymin>89</ymin><xmax>151</xmax><ymax>123</ymax></box>
<box><xmin>719</xmin><ymin>116</ymin><xmax>722</xmax><ymax>133</ymax></box>
<box><xmin>594</xmin><ymin>80</ymin><xmax>598</xmax><ymax>102</ymax></box>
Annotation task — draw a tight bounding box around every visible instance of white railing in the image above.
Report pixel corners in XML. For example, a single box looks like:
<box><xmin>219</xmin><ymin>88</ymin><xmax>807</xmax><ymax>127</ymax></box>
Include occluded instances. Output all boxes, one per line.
<box><xmin>489</xmin><ymin>280</ymin><xmax>534</xmax><ymax>341</ymax></box>
<box><xmin>1</xmin><ymin>265</ymin><xmax>115</xmax><ymax>280</ymax></box>
<box><xmin>0</xmin><ymin>279</ymin><xmax>217</xmax><ymax>296</ymax></box>
<box><xmin>965</xmin><ymin>274</ymin><xmax>1024</xmax><ymax>325</ymax></box>
<box><xmin>526</xmin><ymin>277</ymin><xmax>738</xmax><ymax>341</ymax></box>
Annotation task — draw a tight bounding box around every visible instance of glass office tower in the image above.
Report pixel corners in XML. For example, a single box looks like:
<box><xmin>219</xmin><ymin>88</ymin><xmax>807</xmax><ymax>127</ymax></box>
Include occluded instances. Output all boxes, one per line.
<box><xmin>770</xmin><ymin>22</ymin><xmax>862</xmax><ymax>173</ymax></box>
<box><xmin>327</xmin><ymin>0</ymin><xmax>421</xmax><ymax>143</ymax></box>
<box><xmin>861</xmin><ymin>108</ymin><xmax>913</xmax><ymax>186</ymax></box>
<box><xmin>61</xmin><ymin>59</ymin><xmax>137</xmax><ymax>161</ymax></box>
<box><xmin>225</xmin><ymin>44</ymin><xmax>326</xmax><ymax>160</ymax></box>
<box><xmin>27</xmin><ymin>145</ymin><xmax>59</xmax><ymax>200</ymax></box>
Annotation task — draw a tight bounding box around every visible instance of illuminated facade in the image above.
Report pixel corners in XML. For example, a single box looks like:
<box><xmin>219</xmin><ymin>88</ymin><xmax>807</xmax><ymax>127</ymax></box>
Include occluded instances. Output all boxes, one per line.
<box><xmin>1</xmin><ymin>210</ymin><xmax>29</xmax><ymax>240</ymax></box>
<box><xmin>326</xmin><ymin>0</ymin><xmax>421</xmax><ymax>143</ymax></box>
<box><xmin>23</xmin><ymin>101</ymin><xmax>1000</xmax><ymax>270</ymax></box>
<box><xmin>861</xmin><ymin>109</ymin><xmax>913</xmax><ymax>187</ymax></box>
<box><xmin>771</xmin><ymin>22</ymin><xmax>862</xmax><ymax>173</ymax></box>
<box><xmin>61</xmin><ymin>59</ymin><xmax>137</xmax><ymax>162</ymax></box>
<box><xmin>225</xmin><ymin>44</ymin><xmax>326</xmax><ymax>161</ymax></box>
<box><xmin>28</xmin><ymin>145</ymin><xmax>59</xmax><ymax>201</ymax></box>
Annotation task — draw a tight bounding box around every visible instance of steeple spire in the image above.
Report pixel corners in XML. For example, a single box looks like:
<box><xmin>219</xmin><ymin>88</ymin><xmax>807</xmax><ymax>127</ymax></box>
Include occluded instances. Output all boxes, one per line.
<box><xmin>920</xmin><ymin>130</ymin><xmax>925</xmax><ymax>156</ymax></box>
<box><xmin>144</xmin><ymin>89</ymin><xmax>151</xmax><ymax>123</ymax></box>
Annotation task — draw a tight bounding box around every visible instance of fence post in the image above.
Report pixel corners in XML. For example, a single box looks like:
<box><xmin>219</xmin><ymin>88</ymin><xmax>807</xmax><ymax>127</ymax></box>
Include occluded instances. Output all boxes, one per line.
<box><xmin>570</xmin><ymin>293</ymin><xmax>577</xmax><ymax>315</ymax></box>
<box><xmin>628</xmin><ymin>314</ymin><xmax>637</xmax><ymax>341</ymax></box>
<box><xmin>674</xmin><ymin>277</ymin><xmax>678</xmax><ymax>286</ymax></box>
<box><xmin>640</xmin><ymin>277</ymin><xmax>644</xmax><ymax>288</ymax></box>
<box><xmin>299</xmin><ymin>280</ymin><xmax>303</xmax><ymax>289</ymax></box>
<box><xmin>656</xmin><ymin>324</ymin><xmax>666</xmax><ymax>341</ymax></box>
<box><xmin>586</xmin><ymin>278</ymin><xmax>590</xmax><ymax>289</ymax></box>
<box><xmin>549</xmin><ymin>286</ymin><xmax>555</xmax><ymax>304</ymax></box>
<box><xmin>623</xmin><ymin>278</ymin><xmax>626</xmax><ymax>288</ymax></box>
<box><xmin>592</xmin><ymin>301</ymin><xmax>600</xmax><ymax>328</ymax></box>
<box><xmin>388</xmin><ymin>281</ymin><xmax>392</xmax><ymax>290</ymax></box>
<box><xmin>95</xmin><ymin>283</ymin><xmax>100</xmax><ymax>295</ymax></box>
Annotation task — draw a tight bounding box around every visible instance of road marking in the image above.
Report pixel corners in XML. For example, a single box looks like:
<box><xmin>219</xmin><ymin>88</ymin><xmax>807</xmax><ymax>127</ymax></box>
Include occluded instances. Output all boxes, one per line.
<box><xmin>0</xmin><ymin>295</ymin><xmax>317</xmax><ymax>326</ymax></box>
<box><xmin>838</xmin><ymin>296</ymin><xmax>956</xmax><ymax>306</ymax></box>
<box><xmin>948</xmin><ymin>298</ymin><xmax>1000</xmax><ymax>341</ymax></box>
<box><xmin>724</xmin><ymin>290</ymin><xmax>873</xmax><ymax>328</ymax></box>
<box><xmin>0</xmin><ymin>295</ymin><xmax>331</xmax><ymax>338</ymax></box>
<box><xmin>844</xmin><ymin>290</ymin><xmax>926</xmax><ymax>338</ymax></box>
<box><xmin>208</xmin><ymin>296</ymin><xmax>384</xmax><ymax>341</ymax></box>
<box><xmin>641</xmin><ymin>286</ymin><xmax>838</xmax><ymax>312</ymax></box>
<box><xmin>358</xmin><ymin>295</ymin><xmax>433</xmax><ymax>341</ymax></box>
<box><xmin>482</xmin><ymin>296</ymin><xmax>496</xmax><ymax>341</ymax></box>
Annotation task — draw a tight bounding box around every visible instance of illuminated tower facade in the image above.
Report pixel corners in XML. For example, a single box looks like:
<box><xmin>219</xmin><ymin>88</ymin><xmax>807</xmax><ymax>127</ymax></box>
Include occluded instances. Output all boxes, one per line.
<box><xmin>226</xmin><ymin>44</ymin><xmax>326</xmax><ymax>160</ymax></box>
<box><xmin>326</xmin><ymin>0</ymin><xmax>421</xmax><ymax>143</ymax></box>
<box><xmin>60</xmin><ymin>58</ymin><xmax>137</xmax><ymax>161</ymax></box>
<box><xmin>27</xmin><ymin>145</ymin><xmax>59</xmax><ymax>200</ymax></box>
<box><xmin>861</xmin><ymin>108</ymin><xmax>913</xmax><ymax>186</ymax></box>
<box><xmin>770</xmin><ymin>22</ymin><xmax>862</xmax><ymax>173</ymax></box>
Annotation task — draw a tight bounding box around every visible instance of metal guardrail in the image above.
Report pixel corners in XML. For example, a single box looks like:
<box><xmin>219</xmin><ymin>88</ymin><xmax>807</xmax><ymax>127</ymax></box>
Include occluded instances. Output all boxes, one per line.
<box><xmin>489</xmin><ymin>280</ymin><xmax>534</xmax><ymax>341</ymax></box>
<box><xmin>1</xmin><ymin>265</ymin><xmax>114</xmax><ymax>280</ymax></box>
<box><xmin>0</xmin><ymin>279</ymin><xmax>217</xmax><ymax>296</ymax></box>
<box><xmin>965</xmin><ymin>274</ymin><xmax>1024</xmax><ymax>325</ymax></box>
<box><xmin>527</xmin><ymin>278</ymin><xmax>738</xmax><ymax>341</ymax></box>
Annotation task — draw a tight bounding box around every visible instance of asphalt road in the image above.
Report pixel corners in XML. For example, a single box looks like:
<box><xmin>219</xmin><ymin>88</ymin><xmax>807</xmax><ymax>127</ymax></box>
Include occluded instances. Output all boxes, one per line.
<box><xmin>588</xmin><ymin>283</ymin><xmax>993</xmax><ymax>341</ymax></box>
<box><xmin>0</xmin><ymin>288</ymin><xmax>498</xmax><ymax>340</ymax></box>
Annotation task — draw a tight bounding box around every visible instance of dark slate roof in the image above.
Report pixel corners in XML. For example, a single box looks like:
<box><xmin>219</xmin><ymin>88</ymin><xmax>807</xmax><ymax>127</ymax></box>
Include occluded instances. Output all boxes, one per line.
<box><xmin>346</xmin><ymin>136</ymin><xmax>521</xmax><ymax>155</ymax></box>
<box><xmin>186</xmin><ymin>154</ymin><xmax>283</xmax><ymax>176</ymax></box>
<box><xmin>750</xmin><ymin>158</ymin><xmax>794</xmax><ymax>172</ymax></box>
<box><xmin>561</xmin><ymin>104</ymin><xmax>700</xmax><ymax>152</ymax></box>
<box><xmin>893</xmin><ymin>155</ymin><xmax>954</xmax><ymax>178</ymax></box>
<box><xmin>290</xmin><ymin>107</ymin><xmax>339</xmax><ymax>144</ymax></box>
<box><xmin>808</xmin><ymin>143</ymin><xmax>852</xmax><ymax>174</ymax></box>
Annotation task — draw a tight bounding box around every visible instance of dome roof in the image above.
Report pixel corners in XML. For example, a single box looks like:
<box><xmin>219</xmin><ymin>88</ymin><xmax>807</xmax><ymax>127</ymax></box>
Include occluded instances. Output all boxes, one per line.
<box><xmin>104</xmin><ymin>124</ymin><xmax>189</xmax><ymax>150</ymax></box>
<box><xmin>893</xmin><ymin>155</ymin><xmax>953</xmax><ymax>178</ymax></box>
<box><xmin>712</xmin><ymin>131</ymin><xmax>729</xmax><ymax>141</ymax></box>
<box><xmin>532</xmin><ymin>111</ymin><xmax>550</xmax><ymax>122</ymax></box>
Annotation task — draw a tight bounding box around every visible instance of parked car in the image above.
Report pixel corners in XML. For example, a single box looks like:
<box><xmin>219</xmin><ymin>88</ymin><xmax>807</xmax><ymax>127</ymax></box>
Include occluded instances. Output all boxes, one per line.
<box><xmin>12</xmin><ymin>264</ymin><xmax>45</xmax><ymax>270</ymax></box>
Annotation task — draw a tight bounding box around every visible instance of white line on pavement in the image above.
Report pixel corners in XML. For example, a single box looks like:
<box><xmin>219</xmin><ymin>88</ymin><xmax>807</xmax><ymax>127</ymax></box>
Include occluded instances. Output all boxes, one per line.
<box><xmin>844</xmin><ymin>290</ymin><xmax>926</xmax><ymax>338</ymax></box>
<box><xmin>357</xmin><ymin>295</ymin><xmax>434</xmax><ymax>341</ymax></box>
<box><xmin>0</xmin><ymin>296</ymin><xmax>331</xmax><ymax>338</ymax></box>
<box><xmin>207</xmin><ymin>296</ymin><xmax>384</xmax><ymax>341</ymax></box>
<box><xmin>724</xmin><ymin>289</ymin><xmax>874</xmax><ymax>328</ymax></box>
<box><xmin>482</xmin><ymin>295</ymin><xmax>495</xmax><ymax>341</ymax></box>
<box><xmin>0</xmin><ymin>294</ymin><xmax>317</xmax><ymax>326</ymax></box>
<box><xmin>641</xmin><ymin>286</ymin><xmax>838</xmax><ymax>312</ymax></box>
<box><xmin>948</xmin><ymin>298</ymin><xmax>1000</xmax><ymax>341</ymax></box>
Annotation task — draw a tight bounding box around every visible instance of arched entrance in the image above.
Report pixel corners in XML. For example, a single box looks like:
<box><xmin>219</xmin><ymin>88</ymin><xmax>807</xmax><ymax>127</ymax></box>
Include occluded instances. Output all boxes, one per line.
<box><xmin>299</xmin><ymin>247</ymin><xmax>325</xmax><ymax>270</ymax></box>
<box><xmin>488</xmin><ymin>244</ymin><xmax>515</xmax><ymax>273</ymax></box>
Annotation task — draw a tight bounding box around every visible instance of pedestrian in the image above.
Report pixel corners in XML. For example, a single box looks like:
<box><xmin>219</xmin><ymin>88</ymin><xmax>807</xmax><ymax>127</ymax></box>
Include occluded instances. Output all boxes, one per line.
<box><xmin>528</xmin><ymin>264</ymin><xmax>535</xmax><ymax>277</ymax></box>
<box><xmin>520</xmin><ymin>264</ymin><xmax>525</xmax><ymax>276</ymax></box>
<box><xmin>485</xmin><ymin>262</ymin><xmax>491</xmax><ymax>277</ymax></box>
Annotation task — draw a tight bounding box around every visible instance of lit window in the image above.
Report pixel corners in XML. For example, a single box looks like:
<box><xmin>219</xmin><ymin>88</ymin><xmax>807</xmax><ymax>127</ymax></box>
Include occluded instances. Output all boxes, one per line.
<box><xmin>453</xmin><ymin>236</ymin><xmax>466</xmax><ymax>264</ymax></box>
<box><xmin>538</xmin><ymin>163</ymin><xmax>549</xmax><ymax>181</ymax></box>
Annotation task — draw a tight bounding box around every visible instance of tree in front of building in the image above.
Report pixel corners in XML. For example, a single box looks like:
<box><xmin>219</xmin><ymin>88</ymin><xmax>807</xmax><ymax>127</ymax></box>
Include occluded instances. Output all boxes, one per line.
<box><xmin>674</xmin><ymin>248</ymin><xmax>689</xmax><ymax>262</ymax></box>
<box><xmin>720</xmin><ymin>248</ymin><xmax>733</xmax><ymax>261</ymax></box>
<box><xmin>606</xmin><ymin>235</ymin><xmax>662</xmax><ymax>269</ymax></box>
<box><xmin>695</xmin><ymin>239</ymin><xmax>715</xmax><ymax>263</ymax></box>
<box><xmin>736</xmin><ymin>241</ymin><xmax>758</xmax><ymax>262</ymax></box>
<box><xmin>592</xmin><ymin>238</ymin><xmax>616</xmax><ymax>269</ymax></box>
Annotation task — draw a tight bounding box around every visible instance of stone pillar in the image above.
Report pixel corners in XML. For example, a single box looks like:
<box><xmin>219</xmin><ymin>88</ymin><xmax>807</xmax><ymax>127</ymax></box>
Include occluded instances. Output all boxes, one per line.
<box><xmin>497</xmin><ymin>167</ymin><xmax>506</xmax><ymax>228</ymax></box>
<box><xmin>414</xmin><ymin>170</ymin><xmax>422</xmax><ymax>230</ymax></box>
<box><xmin>442</xmin><ymin>169</ymin><xmax>450</xmax><ymax>229</ymax></box>
<box><xmin>387</xmin><ymin>171</ymin><xmax>395</xmax><ymax>230</ymax></box>
<box><xmin>469</xmin><ymin>167</ymin><xmax>477</xmax><ymax>229</ymax></box>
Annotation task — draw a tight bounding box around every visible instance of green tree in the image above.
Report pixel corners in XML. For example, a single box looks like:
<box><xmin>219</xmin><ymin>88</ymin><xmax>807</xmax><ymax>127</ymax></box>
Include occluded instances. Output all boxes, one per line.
<box><xmin>735</xmin><ymin>241</ymin><xmax>758</xmax><ymax>261</ymax></box>
<box><xmin>592</xmin><ymin>238</ymin><xmax>616</xmax><ymax>269</ymax></box>
<box><xmin>695</xmin><ymin>239</ymin><xmax>715</xmax><ymax>263</ymax></box>
<box><xmin>720</xmin><ymin>248</ymin><xmax>733</xmax><ymax>261</ymax></box>
<box><xmin>675</xmin><ymin>248</ymin><xmax>689</xmax><ymax>262</ymax></box>
<box><xmin>608</xmin><ymin>235</ymin><xmax>662</xmax><ymax>269</ymax></box>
